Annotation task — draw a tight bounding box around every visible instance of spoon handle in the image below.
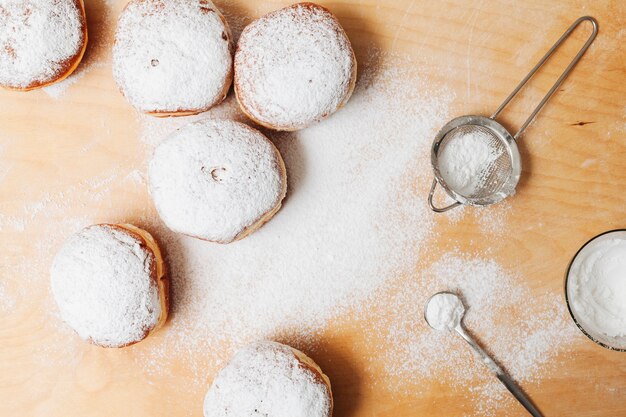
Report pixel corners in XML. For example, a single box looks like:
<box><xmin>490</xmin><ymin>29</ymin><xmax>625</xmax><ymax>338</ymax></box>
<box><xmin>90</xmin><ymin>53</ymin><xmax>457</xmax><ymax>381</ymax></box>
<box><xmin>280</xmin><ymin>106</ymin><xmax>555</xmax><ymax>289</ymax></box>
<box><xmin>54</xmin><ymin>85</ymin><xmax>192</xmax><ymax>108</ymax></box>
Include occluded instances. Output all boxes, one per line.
<box><xmin>455</xmin><ymin>326</ymin><xmax>543</xmax><ymax>417</ymax></box>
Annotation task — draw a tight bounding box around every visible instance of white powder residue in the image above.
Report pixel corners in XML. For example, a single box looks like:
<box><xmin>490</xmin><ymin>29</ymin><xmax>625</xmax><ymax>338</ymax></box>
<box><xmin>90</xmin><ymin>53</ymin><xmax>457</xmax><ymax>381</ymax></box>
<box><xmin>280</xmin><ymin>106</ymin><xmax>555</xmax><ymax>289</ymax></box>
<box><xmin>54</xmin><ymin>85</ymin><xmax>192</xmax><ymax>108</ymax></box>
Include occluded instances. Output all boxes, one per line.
<box><xmin>43</xmin><ymin>62</ymin><xmax>105</xmax><ymax>99</ymax></box>
<box><xmin>425</xmin><ymin>292</ymin><xmax>465</xmax><ymax>331</ymax></box>
<box><xmin>580</xmin><ymin>158</ymin><xmax>597</xmax><ymax>169</ymax></box>
<box><xmin>0</xmin><ymin>143</ymin><xmax>9</xmax><ymax>185</ymax></box>
<box><xmin>0</xmin><ymin>280</ymin><xmax>16</xmax><ymax>313</ymax></box>
<box><xmin>133</xmin><ymin>52</ymin><xmax>453</xmax><ymax>373</ymax></box>
<box><xmin>138</xmin><ymin>94</ymin><xmax>249</xmax><ymax>147</ymax></box>
<box><xmin>42</xmin><ymin>68</ymin><xmax>85</xmax><ymax>98</ymax></box>
<box><xmin>568</xmin><ymin>236</ymin><xmax>626</xmax><ymax>338</ymax></box>
<box><xmin>0</xmin><ymin>169</ymin><xmax>121</xmax><ymax>234</ymax></box>
<box><xmin>371</xmin><ymin>252</ymin><xmax>578</xmax><ymax>415</ymax></box>
<box><xmin>438</xmin><ymin>130</ymin><xmax>503</xmax><ymax>196</ymax></box>
<box><xmin>126</xmin><ymin>169</ymin><xmax>145</xmax><ymax>186</ymax></box>
<box><xmin>0</xmin><ymin>0</ymin><xmax>85</xmax><ymax>89</ymax></box>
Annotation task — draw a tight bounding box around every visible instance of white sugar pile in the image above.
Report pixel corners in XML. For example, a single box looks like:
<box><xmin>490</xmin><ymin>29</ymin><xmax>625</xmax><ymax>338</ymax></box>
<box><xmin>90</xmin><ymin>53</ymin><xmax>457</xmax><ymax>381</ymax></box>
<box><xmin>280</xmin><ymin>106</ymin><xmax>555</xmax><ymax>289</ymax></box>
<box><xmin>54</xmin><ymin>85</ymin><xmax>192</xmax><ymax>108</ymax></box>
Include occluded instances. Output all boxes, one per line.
<box><xmin>134</xmin><ymin>54</ymin><xmax>454</xmax><ymax>371</ymax></box>
<box><xmin>370</xmin><ymin>252</ymin><xmax>578</xmax><ymax>415</ymax></box>
<box><xmin>425</xmin><ymin>292</ymin><xmax>465</xmax><ymax>331</ymax></box>
<box><xmin>438</xmin><ymin>130</ymin><xmax>504</xmax><ymax>197</ymax></box>
<box><xmin>568</xmin><ymin>235</ymin><xmax>626</xmax><ymax>338</ymax></box>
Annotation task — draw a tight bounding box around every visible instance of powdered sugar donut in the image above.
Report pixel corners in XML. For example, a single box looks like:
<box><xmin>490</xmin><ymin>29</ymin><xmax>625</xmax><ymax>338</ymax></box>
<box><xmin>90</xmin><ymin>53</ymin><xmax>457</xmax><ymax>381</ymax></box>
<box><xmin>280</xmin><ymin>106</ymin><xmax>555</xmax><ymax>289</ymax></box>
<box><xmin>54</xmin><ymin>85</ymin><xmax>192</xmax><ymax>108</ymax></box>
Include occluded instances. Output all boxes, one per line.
<box><xmin>0</xmin><ymin>0</ymin><xmax>88</xmax><ymax>91</ymax></box>
<box><xmin>204</xmin><ymin>341</ymin><xmax>333</xmax><ymax>417</ymax></box>
<box><xmin>50</xmin><ymin>224</ymin><xmax>168</xmax><ymax>348</ymax></box>
<box><xmin>234</xmin><ymin>2</ymin><xmax>357</xmax><ymax>131</ymax></box>
<box><xmin>148</xmin><ymin>119</ymin><xmax>286</xmax><ymax>243</ymax></box>
<box><xmin>112</xmin><ymin>0</ymin><xmax>233</xmax><ymax>116</ymax></box>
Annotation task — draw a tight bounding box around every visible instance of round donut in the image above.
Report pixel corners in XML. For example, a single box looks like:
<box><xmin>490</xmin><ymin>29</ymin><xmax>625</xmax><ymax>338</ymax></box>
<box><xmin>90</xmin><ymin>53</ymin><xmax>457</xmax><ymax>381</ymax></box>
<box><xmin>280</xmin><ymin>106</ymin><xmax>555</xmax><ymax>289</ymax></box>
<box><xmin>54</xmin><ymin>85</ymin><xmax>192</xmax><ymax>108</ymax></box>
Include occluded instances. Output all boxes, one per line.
<box><xmin>204</xmin><ymin>341</ymin><xmax>333</xmax><ymax>417</ymax></box>
<box><xmin>234</xmin><ymin>2</ymin><xmax>357</xmax><ymax>131</ymax></box>
<box><xmin>112</xmin><ymin>0</ymin><xmax>233</xmax><ymax>116</ymax></box>
<box><xmin>50</xmin><ymin>224</ymin><xmax>168</xmax><ymax>348</ymax></box>
<box><xmin>0</xmin><ymin>0</ymin><xmax>88</xmax><ymax>91</ymax></box>
<box><xmin>148</xmin><ymin>119</ymin><xmax>287</xmax><ymax>243</ymax></box>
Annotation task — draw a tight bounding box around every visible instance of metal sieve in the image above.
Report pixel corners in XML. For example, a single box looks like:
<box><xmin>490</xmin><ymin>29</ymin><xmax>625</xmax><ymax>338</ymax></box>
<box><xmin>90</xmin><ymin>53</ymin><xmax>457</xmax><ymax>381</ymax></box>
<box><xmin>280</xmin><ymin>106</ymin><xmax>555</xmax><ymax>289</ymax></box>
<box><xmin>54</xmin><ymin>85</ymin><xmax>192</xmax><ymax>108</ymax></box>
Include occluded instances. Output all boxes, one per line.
<box><xmin>428</xmin><ymin>16</ymin><xmax>598</xmax><ymax>212</ymax></box>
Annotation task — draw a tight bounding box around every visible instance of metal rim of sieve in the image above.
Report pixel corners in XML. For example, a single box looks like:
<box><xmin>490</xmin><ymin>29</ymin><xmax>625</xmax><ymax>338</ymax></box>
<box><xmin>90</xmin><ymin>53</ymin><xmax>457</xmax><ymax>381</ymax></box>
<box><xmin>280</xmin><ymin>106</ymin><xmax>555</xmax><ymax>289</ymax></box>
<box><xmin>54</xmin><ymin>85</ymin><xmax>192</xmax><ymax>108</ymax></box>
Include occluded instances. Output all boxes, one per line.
<box><xmin>429</xmin><ymin>115</ymin><xmax>522</xmax><ymax>211</ymax></box>
<box><xmin>565</xmin><ymin>229</ymin><xmax>626</xmax><ymax>352</ymax></box>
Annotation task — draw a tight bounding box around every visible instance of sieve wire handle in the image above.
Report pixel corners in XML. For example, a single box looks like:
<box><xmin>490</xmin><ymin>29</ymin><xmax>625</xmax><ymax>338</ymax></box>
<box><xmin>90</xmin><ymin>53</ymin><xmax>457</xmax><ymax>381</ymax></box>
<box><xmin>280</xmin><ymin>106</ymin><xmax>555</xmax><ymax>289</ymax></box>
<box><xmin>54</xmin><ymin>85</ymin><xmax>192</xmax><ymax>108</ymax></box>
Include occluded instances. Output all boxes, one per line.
<box><xmin>428</xmin><ymin>178</ymin><xmax>462</xmax><ymax>212</ymax></box>
<box><xmin>490</xmin><ymin>16</ymin><xmax>598</xmax><ymax>140</ymax></box>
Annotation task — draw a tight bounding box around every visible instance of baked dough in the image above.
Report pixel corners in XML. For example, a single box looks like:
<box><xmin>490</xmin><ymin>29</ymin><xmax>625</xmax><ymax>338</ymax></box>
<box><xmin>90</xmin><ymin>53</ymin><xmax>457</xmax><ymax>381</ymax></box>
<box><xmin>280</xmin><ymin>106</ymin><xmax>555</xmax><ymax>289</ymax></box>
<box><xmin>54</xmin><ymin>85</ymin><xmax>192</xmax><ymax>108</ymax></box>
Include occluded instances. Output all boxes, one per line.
<box><xmin>234</xmin><ymin>2</ymin><xmax>357</xmax><ymax>131</ymax></box>
<box><xmin>204</xmin><ymin>341</ymin><xmax>333</xmax><ymax>417</ymax></box>
<box><xmin>0</xmin><ymin>0</ymin><xmax>88</xmax><ymax>91</ymax></box>
<box><xmin>148</xmin><ymin>119</ymin><xmax>287</xmax><ymax>243</ymax></box>
<box><xmin>50</xmin><ymin>224</ymin><xmax>168</xmax><ymax>348</ymax></box>
<box><xmin>112</xmin><ymin>0</ymin><xmax>233</xmax><ymax>116</ymax></box>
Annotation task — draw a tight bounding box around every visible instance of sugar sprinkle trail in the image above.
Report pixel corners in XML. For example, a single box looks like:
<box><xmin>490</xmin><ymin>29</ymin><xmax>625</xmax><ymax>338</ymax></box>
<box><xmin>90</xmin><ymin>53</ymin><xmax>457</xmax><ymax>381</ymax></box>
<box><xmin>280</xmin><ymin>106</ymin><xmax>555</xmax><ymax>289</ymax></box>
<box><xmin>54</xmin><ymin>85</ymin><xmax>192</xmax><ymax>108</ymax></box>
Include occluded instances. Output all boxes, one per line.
<box><xmin>366</xmin><ymin>252</ymin><xmax>579</xmax><ymax>416</ymax></box>
<box><xmin>0</xmin><ymin>280</ymin><xmax>16</xmax><ymax>313</ymax></box>
<box><xmin>133</xmin><ymin>51</ymin><xmax>454</xmax><ymax>373</ymax></box>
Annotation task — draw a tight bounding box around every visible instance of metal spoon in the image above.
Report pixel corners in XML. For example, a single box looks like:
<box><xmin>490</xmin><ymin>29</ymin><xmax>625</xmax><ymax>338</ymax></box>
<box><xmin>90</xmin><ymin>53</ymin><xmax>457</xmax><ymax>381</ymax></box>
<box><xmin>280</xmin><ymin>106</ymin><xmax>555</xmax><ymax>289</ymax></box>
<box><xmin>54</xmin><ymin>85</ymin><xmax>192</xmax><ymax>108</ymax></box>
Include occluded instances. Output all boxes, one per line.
<box><xmin>424</xmin><ymin>292</ymin><xmax>543</xmax><ymax>417</ymax></box>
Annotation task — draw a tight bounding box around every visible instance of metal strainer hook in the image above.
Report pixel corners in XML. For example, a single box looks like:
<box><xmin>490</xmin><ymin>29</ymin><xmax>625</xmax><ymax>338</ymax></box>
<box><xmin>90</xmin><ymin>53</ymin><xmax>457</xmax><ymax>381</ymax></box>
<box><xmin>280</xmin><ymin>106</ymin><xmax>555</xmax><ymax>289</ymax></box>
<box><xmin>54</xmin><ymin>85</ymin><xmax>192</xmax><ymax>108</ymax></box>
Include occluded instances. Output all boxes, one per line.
<box><xmin>428</xmin><ymin>16</ymin><xmax>598</xmax><ymax>213</ymax></box>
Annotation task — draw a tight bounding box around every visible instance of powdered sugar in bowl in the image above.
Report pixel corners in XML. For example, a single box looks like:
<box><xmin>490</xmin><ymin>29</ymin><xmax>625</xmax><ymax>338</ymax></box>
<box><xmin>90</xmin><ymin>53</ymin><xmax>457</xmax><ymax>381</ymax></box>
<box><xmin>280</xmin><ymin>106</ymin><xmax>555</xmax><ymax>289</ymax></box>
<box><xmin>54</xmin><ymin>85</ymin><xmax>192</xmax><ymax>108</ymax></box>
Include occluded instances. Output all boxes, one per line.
<box><xmin>565</xmin><ymin>230</ymin><xmax>626</xmax><ymax>351</ymax></box>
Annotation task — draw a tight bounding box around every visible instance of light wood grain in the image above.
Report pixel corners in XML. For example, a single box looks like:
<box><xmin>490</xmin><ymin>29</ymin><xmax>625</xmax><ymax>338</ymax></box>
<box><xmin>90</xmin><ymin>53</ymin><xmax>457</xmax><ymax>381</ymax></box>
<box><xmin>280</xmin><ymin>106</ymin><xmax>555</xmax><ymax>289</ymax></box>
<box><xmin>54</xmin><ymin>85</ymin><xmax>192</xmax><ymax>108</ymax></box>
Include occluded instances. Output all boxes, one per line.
<box><xmin>1</xmin><ymin>0</ymin><xmax>625</xmax><ymax>416</ymax></box>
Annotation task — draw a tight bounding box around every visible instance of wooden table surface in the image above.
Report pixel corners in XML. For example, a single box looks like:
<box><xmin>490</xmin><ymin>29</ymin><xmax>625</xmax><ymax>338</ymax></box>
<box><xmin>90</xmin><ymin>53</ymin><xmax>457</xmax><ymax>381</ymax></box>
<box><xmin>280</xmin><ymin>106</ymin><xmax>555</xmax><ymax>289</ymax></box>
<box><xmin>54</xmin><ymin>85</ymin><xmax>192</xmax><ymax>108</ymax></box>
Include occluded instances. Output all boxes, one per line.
<box><xmin>1</xmin><ymin>0</ymin><xmax>625</xmax><ymax>416</ymax></box>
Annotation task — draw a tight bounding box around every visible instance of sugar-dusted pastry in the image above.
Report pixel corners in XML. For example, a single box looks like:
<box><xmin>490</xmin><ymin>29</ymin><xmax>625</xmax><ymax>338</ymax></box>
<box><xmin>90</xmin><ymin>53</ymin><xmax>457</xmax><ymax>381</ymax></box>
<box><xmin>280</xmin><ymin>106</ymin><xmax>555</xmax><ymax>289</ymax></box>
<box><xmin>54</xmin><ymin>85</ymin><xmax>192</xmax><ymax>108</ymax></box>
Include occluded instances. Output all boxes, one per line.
<box><xmin>234</xmin><ymin>2</ymin><xmax>357</xmax><ymax>130</ymax></box>
<box><xmin>204</xmin><ymin>341</ymin><xmax>333</xmax><ymax>417</ymax></box>
<box><xmin>113</xmin><ymin>0</ymin><xmax>233</xmax><ymax>116</ymax></box>
<box><xmin>0</xmin><ymin>0</ymin><xmax>87</xmax><ymax>91</ymax></box>
<box><xmin>50</xmin><ymin>224</ymin><xmax>168</xmax><ymax>348</ymax></box>
<box><xmin>148</xmin><ymin>119</ymin><xmax>287</xmax><ymax>243</ymax></box>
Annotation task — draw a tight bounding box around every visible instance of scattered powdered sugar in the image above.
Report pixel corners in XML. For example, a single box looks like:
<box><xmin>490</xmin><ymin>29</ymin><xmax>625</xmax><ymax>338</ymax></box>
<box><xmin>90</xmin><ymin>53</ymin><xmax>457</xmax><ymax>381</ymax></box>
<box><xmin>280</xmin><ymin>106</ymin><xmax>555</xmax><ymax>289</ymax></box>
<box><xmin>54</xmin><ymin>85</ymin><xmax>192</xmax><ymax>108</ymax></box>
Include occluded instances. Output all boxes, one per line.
<box><xmin>138</xmin><ymin>94</ymin><xmax>248</xmax><ymax>146</ymax></box>
<box><xmin>567</xmin><ymin>232</ymin><xmax>626</xmax><ymax>340</ymax></box>
<box><xmin>234</xmin><ymin>3</ymin><xmax>355</xmax><ymax>130</ymax></box>
<box><xmin>50</xmin><ymin>224</ymin><xmax>161</xmax><ymax>348</ymax></box>
<box><xmin>0</xmin><ymin>279</ymin><xmax>16</xmax><ymax>313</ymax></box>
<box><xmin>370</xmin><ymin>252</ymin><xmax>578</xmax><ymax>415</ymax></box>
<box><xmin>438</xmin><ymin>129</ymin><xmax>504</xmax><ymax>196</ymax></box>
<box><xmin>425</xmin><ymin>292</ymin><xmax>465</xmax><ymax>331</ymax></box>
<box><xmin>132</xmin><ymin>53</ymin><xmax>453</xmax><ymax>375</ymax></box>
<box><xmin>43</xmin><ymin>61</ymin><xmax>105</xmax><ymax>99</ymax></box>
<box><xmin>112</xmin><ymin>0</ymin><xmax>233</xmax><ymax>113</ymax></box>
<box><xmin>203</xmin><ymin>341</ymin><xmax>331</xmax><ymax>417</ymax></box>
<box><xmin>42</xmin><ymin>69</ymin><xmax>84</xmax><ymax>98</ymax></box>
<box><xmin>0</xmin><ymin>0</ymin><xmax>85</xmax><ymax>89</ymax></box>
<box><xmin>1</xmin><ymin>39</ymin><xmax>579</xmax><ymax>414</ymax></box>
<box><xmin>0</xmin><ymin>169</ymin><xmax>122</xmax><ymax>233</ymax></box>
<box><xmin>148</xmin><ymin>119</ymin><xmax>285</xmax><ymax>243</ymax></box>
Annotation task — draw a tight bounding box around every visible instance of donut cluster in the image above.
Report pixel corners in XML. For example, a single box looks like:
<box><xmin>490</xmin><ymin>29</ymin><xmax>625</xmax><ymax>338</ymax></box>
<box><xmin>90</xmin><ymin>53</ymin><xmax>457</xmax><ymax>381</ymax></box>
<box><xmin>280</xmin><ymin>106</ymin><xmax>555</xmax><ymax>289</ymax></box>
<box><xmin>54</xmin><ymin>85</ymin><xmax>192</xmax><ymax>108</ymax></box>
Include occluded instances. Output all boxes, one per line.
<box><xmin>4</xmin><ymin>0</ymin><xmax>353</xmax><ymax>412</ymax></box>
